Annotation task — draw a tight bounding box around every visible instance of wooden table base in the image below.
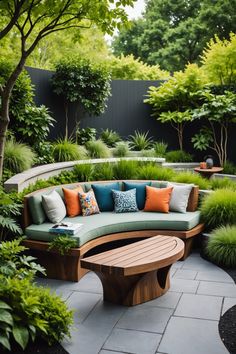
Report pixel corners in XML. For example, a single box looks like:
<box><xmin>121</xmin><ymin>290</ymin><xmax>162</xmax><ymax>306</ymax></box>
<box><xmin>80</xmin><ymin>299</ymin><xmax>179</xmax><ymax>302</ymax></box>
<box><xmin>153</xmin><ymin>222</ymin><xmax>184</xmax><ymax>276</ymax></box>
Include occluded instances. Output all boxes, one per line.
<box><xmin>95</xmin><ymin>265</ymin><xmax>171</xmax><ymax>306</ymax></box>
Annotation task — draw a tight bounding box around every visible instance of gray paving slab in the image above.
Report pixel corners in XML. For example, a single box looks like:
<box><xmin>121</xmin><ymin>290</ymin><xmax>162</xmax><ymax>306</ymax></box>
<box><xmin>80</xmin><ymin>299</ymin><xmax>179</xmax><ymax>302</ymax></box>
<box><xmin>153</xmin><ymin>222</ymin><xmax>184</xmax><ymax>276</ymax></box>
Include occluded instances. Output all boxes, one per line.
<box><xmin>66</xmin><ymin>291</ymin><xmax>102</xmax><ymax>325</ymax></box>
<box><xmin>103</xmin><ymin>328</ymin><xmax>161</xmax><ymax>354</ymax></box>
<box><xmin>55</xmin><ymin>288</ymin><xmax>73</xmax><ymax>301</ymax></box>
<box><xmin>143</xmin><ymin>291</ymin><xmax>182</xmax><ymax>309</ymax></box>
<box><xmin>158</xmin><ymin>316</ymin><xmax>229</xmax><ymax>354</ymax></box>
<box><xmin>197</xmin><ymin>280</ymin><xmax>236</xmax><ymax>298</ymax></box>
<box><xmin>72</xmin><ymin>272</ymin><xmax>103</xmax><ymax>294</ymax></box>
<box><xmin>222</xmin><ymin>297</ymin><xmax>236</xmax><ymax>315</ymax></box>
<box><xmin>173</xmin><ymin>269</ymin><xmax>198</xmax><ymax>280</ymax></box>
<box><xmin>174</xmin><ymin>293</ymin><xmax>223</xmax><ymax>320</ymax></box>
<box><xmin>171</xmin><ymin>260</ymin><xmax>183</xmax><ymax>269</ymax></box>
<box><xmin>182</xmin><ymin>258</ymin><xmax>218</xmax><ymax>271</ymax></box>
<box><xmin>116</xmin><ymin>306</ymin><xmax>173</xmax><ymax>334</ymax></box>
<box><xmin>84</xmin><ymin>300</ymin><xmax>126</xmax><ymax>325</ymax></box>
<box><xmin>100</xmin><ymin>350</ymin><xmax>126</xmax><ymax>354</ymax></box>
<box><xmin>196</xmin><ymin>270</ymin><xmax>234</xmax><ymax>283</ymax></box>
<box><xmin>169</xmin><ymin>277</ymin><xmax>199</xmax><ymax>293</ymax></box>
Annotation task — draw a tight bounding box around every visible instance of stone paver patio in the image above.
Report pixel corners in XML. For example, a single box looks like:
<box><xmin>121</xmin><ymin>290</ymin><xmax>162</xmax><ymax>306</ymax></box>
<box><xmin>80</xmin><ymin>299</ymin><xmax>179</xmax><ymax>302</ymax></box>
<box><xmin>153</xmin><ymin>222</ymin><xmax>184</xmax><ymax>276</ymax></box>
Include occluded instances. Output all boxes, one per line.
<box><xmin>36</xmin><ymin>252</ymin><xmax>236</xmax><ymax>354</ymax></box>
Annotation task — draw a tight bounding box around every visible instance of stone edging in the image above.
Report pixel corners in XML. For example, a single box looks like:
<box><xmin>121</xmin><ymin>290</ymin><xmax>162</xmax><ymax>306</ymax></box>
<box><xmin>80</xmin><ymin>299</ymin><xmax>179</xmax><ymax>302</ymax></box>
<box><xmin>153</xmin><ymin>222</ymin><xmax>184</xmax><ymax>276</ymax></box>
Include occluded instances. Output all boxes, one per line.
<box><xmin>4</xmin><ymin>157</ymin><xmax>165</xmax><ymax>192</ymax></box>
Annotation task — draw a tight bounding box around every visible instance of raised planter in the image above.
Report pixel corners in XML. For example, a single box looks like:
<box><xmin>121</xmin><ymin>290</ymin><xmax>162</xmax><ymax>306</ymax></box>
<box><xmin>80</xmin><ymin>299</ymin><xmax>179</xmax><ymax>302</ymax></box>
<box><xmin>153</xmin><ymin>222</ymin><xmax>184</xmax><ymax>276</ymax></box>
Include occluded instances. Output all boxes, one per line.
<box><xmin>4</xmin><ymin>157</ymin><xmax>165</xmax><ymax>192</ymax></box>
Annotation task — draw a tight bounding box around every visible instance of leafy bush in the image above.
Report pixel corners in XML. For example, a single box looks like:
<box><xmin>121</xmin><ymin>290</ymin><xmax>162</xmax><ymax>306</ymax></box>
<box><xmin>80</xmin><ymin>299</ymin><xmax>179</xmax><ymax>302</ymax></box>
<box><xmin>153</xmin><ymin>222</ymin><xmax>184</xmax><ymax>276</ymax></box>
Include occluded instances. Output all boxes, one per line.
<box><xmin>0</xmin><ymin>238</ymin><xmax>45</xmax><ymax>279</ymax></box>
<box><xmin>165</xmin><ymin>150</ymin><xmax>193</xmax><ymax>162</ymax></box>
<box><xmin>85</xmin><ymin>139</ymin><xmax>111</xmax><ymax>158</ymax></box>
<box><xmin>0</xmin><ymin>278</ymin><xmax>73</xmax><ymax>351</ymax></box>
<box><xmin>53</xmin><ymin>139</ymin><xmax>86</xmax><ymax>162</ymax></box>
<box><xmin>48</xmin><ymin>235</ymin><xmax>77</xmax><ymax>255</ymax></box>
<box><xmin>34</xmin><ymin>141</ymin><xmax>55</xmax><ymax>165</ymax></box>
<box><xmin>153</xmin><ymin>141</ymin><xmax>168</xmax><ymax>157</ymax></box>
<box><xmin>174</xmin><ymin>171</ymin><xmax>210</xmax><ymax>190</ymax></box>
<box><xmin>76</xmin><ymin>127</ymin><xmax>97</xmax><ymax>145</ymax></box>
<box><xmin>112</xmin><ymin>141</ymin><xmax>130</xmax><ymax>157</ymax></box>
<box><xmin>113</xmin><ymin>160</ymin><xmax>138</xmax><ymax>180</ymax></box>
<box><xmin>12</xmin><ymin>105</ymin><xmax>55</xmax><ymax>147</ymax></box>
<box><xmin>140</xmin><ymin>149</ymin><xmax>156</xmax><ymax>157</ymax></box>
<box><xmin>100</xmin><ymin>128</ymin><xmax>121</xmax><ymax>147</ymax></box>
<box><xmin>206</xmin><ymin>225</ymin><xmax>236</xmax><ymax>268</ymax></box>
<box><xmin>137</xmin><ymin>164</ymin><xmax>175</xmax><ymax>181</ymax></box>
<box><xmin>200</xmin><ymin>189</ymin><xmax>236</xmax><ymax>229</ymax></box>
<box><xmin>94</xmin><ymin>163</ymin><xmax>114</xmax><ymax>181</ymax></box>
<box><xmin>107</xmin><ymin>54</ymin><xmax>169</xmax><ymax>80</ymax></box>
<box><xmin>210</xmin><ymin>178</ymin><xmax>236</xmax><ymax>191</ymax></box>
<box><xmin>73</xmin><ymin>163</ymin><xmax>95</xmax><ymax>182</ymax></box>
<box><xmin>4</xmin><ymin>140</ymin><xmax>36</xmax><ymax>174</ymax></box>
<box><xmin>129</xmin><ymin>131</ymin><xmax>153</xmax><ymax>151</ymax></box>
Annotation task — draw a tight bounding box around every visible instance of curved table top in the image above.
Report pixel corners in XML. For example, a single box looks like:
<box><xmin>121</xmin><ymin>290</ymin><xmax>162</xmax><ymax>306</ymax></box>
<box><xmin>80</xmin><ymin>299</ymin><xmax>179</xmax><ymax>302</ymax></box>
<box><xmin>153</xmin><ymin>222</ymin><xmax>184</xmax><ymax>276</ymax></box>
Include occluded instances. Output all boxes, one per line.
<box><xmin>81</xmin><ymin>235</ymin><xmax>185</xmax><ymax>276</ymax></box>
<box><xmin>194</xmin><ymin>167</ymin><xmax>223</xmax><ymax>173</ymax></box>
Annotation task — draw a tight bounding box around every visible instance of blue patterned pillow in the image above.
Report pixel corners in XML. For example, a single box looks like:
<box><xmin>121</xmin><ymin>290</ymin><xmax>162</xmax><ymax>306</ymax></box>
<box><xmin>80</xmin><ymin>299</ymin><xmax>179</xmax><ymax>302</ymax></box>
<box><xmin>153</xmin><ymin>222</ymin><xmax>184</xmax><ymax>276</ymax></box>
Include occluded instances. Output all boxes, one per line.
<box><xmin>112</xmin><ymin>189</ymin><xmax>138</xmax><ymax>213</ymax></box>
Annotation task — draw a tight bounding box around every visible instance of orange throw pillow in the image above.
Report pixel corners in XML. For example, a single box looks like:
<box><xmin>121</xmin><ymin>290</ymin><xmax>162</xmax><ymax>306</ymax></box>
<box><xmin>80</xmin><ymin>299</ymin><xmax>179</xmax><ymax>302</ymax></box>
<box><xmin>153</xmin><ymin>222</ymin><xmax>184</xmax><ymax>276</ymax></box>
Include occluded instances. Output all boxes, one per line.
<box><xmin>63</xmin><ymin>186</ymin><xmax>83</xmax><ymax>217</ymax></box>
<box><xmin>144</xmin><ymin>186</ymin><xmax>173</xmax><ymax>213</ymax></box>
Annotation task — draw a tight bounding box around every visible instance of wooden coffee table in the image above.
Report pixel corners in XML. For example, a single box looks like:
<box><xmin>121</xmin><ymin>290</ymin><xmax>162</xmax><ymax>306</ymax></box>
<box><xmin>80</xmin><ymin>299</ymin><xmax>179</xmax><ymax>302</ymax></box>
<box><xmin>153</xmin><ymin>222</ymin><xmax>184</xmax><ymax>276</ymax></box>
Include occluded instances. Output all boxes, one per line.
<box><xmin>194</xmin><ymin>166</ymin><xmax>223</xmax><ymax>179</ymax></box>
<box><xmin>81</xmin><ymin>235</ymin><xmax>184</xmax><ymax>306</ymax></box>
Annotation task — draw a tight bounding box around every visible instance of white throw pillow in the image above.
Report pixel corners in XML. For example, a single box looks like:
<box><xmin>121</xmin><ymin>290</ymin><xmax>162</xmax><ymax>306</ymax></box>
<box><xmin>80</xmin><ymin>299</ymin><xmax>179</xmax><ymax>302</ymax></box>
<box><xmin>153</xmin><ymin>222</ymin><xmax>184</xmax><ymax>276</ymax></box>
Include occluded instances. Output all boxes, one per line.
<box><xmin>168</xmin><ymin>183</ymin><xmax>193</xmax><ymax>213</ymax></box>
<box><xmin>42</xmin><ymin>190</ymin><xmax>66</xmax><ymax>223</ymax></box>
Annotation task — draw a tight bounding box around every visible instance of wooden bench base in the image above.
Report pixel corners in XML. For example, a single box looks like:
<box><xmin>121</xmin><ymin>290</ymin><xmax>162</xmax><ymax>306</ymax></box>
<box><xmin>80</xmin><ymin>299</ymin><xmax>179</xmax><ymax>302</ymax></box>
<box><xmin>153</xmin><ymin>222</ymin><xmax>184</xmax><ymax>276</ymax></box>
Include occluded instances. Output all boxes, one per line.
<box><xmin>22</xmin><ymin>225</ymin><xmax>204</xmax><ymax>282</ymax></box>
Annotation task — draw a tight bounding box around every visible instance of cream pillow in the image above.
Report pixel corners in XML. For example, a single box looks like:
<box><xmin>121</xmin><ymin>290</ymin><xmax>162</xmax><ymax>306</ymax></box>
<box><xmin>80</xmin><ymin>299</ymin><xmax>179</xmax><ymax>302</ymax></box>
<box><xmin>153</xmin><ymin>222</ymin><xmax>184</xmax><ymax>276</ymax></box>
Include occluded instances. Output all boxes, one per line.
<box><xmin>42</xmin><ymin>190</ymin><xmax>66</xmax><ymax>223</ymax></box>
<box><xmin>168</xmin><ymin>183</ymin><xmax>193</xmax><ymax>213</ymax></box>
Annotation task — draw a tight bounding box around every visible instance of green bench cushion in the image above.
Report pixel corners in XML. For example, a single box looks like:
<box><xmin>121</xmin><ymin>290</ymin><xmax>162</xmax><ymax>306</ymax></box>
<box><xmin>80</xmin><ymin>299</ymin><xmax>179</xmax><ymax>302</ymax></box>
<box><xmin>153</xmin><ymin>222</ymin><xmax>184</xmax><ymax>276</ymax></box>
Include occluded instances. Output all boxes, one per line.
<box><xmin>25</xmin><ymin>210</ymin><xmax>201</xmax><ymax>247</ymax></box>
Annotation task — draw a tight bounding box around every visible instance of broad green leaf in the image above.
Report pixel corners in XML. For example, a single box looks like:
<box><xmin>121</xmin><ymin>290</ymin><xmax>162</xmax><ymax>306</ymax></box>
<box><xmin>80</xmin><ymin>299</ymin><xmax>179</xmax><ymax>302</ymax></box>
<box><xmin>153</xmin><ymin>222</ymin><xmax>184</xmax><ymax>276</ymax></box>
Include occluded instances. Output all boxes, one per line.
<box><xmin>0</xmin><ymin>310</ymin><xmax>13</xmax><ymax>325</ymax></box>
<box><xmin>0</xmin><ymin>333</ymin><xmax>11</xmax><ymax>351</ymax></box>
<box><xmin>0</xmin><ymin>300</ymin><xmax>11</xmax><ymax>310</ymax></box>
<box><xmin>13</xmin><ymin>324</ymin><xmax>29</xmax><ymax>350</ymax></box>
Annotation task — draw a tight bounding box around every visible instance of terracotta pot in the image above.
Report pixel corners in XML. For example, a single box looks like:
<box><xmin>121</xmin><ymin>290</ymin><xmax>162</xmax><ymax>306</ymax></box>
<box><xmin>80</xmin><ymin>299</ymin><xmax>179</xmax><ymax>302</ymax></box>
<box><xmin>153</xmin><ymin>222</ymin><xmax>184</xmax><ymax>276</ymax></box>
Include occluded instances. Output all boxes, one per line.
<box><xmin>200</xmin><ymin>162</ymin><xmax>207</xmax><ymax>169</ymax></box>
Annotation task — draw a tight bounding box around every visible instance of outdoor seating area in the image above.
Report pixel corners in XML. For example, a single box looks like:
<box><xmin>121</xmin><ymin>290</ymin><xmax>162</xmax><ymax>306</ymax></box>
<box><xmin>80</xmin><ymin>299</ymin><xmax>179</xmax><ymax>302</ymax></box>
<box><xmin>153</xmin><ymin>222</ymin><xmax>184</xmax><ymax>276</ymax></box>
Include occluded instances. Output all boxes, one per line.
<box><xmin>0</xmin><ymin>1</ymin><xmax>236</xmax><ymax>353</ymax></box>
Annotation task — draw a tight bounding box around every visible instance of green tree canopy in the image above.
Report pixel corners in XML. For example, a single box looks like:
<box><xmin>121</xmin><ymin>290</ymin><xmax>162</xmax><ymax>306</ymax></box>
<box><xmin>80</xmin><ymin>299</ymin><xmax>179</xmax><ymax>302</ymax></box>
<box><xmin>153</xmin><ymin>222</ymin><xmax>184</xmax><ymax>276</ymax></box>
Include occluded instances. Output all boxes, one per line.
<box><xmin>0</xmin><ymin>0</ymin><xmax>135</xmax><ymax>179</ymax></box>
<box><xmin>112</xmin><ymin>0</ymin><xmax>236</xmax><ymax>72</ymax></box>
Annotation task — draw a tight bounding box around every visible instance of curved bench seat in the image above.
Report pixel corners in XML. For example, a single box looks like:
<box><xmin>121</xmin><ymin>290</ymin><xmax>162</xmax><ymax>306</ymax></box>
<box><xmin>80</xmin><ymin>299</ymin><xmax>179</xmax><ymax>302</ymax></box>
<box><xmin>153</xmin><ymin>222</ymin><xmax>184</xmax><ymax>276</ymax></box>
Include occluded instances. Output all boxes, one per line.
<box><xmin>25</xmin><ymin>210</ymin><xmax>201</xmax><ymax>247</ymax></box>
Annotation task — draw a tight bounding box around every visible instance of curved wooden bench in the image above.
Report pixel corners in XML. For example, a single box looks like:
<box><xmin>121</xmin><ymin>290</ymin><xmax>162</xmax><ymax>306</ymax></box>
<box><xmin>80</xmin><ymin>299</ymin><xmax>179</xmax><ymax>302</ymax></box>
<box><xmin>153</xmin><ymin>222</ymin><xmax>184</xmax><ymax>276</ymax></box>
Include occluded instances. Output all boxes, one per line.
<box><xmin>22</xmin><ymin>180</ymin><xmax>204</xmax><ymax>282</ymax></box>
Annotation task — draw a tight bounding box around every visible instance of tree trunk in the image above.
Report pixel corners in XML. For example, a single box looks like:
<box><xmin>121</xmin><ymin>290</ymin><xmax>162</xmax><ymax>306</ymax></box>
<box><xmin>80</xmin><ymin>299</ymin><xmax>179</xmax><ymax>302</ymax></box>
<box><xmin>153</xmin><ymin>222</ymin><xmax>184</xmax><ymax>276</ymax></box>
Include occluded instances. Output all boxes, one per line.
<box><xmin>0</xmin><ymin>56</ymin><xmax>26</xmax><ymax>180</ymax></box>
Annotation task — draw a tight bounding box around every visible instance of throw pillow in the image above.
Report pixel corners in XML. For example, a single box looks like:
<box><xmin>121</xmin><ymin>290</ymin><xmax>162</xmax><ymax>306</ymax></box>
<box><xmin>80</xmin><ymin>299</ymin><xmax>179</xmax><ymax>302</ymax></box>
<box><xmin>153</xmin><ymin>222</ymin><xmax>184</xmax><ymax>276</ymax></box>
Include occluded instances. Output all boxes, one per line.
<box><xmin>92</xmin><ymin>182</ymin><xmax>120</xmax><ymax>211</ymax></box>
<box><xmin>123</xmin><ymin>181</ymin><xmax>151</xmax><ymax>210</ymax></box>
<box><xmin>63</xmin><ymin>186</ymin><xmax>83</xmax><ymax>217</ymax></box>
<box><xmin>42</xmin><ymin>190</ymin><xmax>67</xmax><ymax>223</ymax></box>
<box><xmin>78</xmin><ymin>190</ymin><xmax>100</xmax><ymax>216</ymax></box>
<box><xmin>112</xmin><ymin>189</ymin><xmax>138</xmax><ymax>213</ymax></box>
<box><xmin>168</xmin><ymin>183</ymin><xmax>193</xmax><ymax>213</ymax></box>
<box><xmin>144</xmin><ymin>186</ymin><xmax>173</xmax><ymax>213</ymax></box>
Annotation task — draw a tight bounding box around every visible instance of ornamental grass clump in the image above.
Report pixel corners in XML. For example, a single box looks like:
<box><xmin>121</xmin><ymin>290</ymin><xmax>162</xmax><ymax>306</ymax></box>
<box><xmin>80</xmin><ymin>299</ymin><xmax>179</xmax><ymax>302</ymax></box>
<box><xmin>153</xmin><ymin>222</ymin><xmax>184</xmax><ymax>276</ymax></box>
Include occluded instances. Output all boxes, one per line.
<box><xmin>113</xmin><ymin>141</ymin><xmax>130</xmax><ymax>157</ymax></box>
<box><xmin>200</xmin><ymin>189</ymin><xmax>236</xmax><ymax>229</ymax></box>
<box><xmin>113</xmin><ymin>160</ymin><xmax>138</xmax><ymax>180</ymax></box>
<box><xmin>94</xmin><ymin>163</ymin><xmax>114</xmax><ymax>180</ymax></box>
<box><xmin>86</xmin><ymin>139</ymin><xmax>111</xmax><ymax>158</ymax></box>
<box><xmin>206</xmin><ymin>225</ymin><xmax>236</xmax><ymax>268</ymax></box>
<box><xmin>137</xmin><ymin>164</ymin><xmax>176</xmax><ymax>181</ymax></box>
<box><xmin>210</xmin><ymin>177</ymin><xmax>236</xmax><ymax>191</ymax></box>
<box><xmin>4</xmin><ymin>140</ymin><xmax>36</xmax><ymax>173</ymax></box>
<box><xmin>174</xmin><ymin>171</ymin><xmax>210</xmax><ymax>190</ymax></box>
<box><xmin>53</xmin><ymin>139</ymin><xmax>86</xmax><ymax>162</ymax></box>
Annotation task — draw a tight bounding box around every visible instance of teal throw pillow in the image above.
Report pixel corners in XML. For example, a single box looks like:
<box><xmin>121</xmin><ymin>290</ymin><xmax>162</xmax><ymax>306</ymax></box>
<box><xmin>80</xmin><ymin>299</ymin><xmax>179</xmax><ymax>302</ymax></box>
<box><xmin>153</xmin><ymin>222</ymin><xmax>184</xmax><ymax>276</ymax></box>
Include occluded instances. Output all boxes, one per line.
<box><xmin>92</xmin><ymin>182</ymin><xmax>120</xmax><ymax>211</ymax></box>
<box><xmin>124</xmin><ymin>181</ymin><xmax>151</xmax><ymax>210</ymax></box>
<box><xmin>112</xmin><ymin>189</ymin><xmax>138</xmax><ymax>213</ymax></box>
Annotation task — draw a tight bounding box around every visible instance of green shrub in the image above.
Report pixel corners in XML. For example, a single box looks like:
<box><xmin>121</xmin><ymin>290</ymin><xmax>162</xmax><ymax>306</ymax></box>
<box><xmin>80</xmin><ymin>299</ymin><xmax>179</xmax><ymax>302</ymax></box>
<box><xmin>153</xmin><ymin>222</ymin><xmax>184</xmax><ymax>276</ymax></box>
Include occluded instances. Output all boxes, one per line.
<box><xmin>153</xmin><ymin>141</ymin><xmax>168</xmax><ymax>157</ymax></box>
<box><xmin>165</xmin><ymin>150</ymin><xmax>193</xmax><ymax>162</ymax></box>
<box><xmin>34</xmin><ymin>141</ymin><xmax>55</xmax><ymax>164</ymax></box>
<box><xmin>100</xmin><ymin>128</ymin><xmax>121</xmax><ymax>147</ymax></box>
<box><xmin>86</xmin><ymin>139</ymin><xmax>111</xmax><ymax>158</ymax></box>
<box><xmin>223</xmin><ymin>161</ymin><xmax>236</xmax><ymax>175</ymax></box>
<box><xmin>210</xmin><ymin>177</ymin><xmax>236</xmax><ymax>191</ymax></box>
<box><xmin>140</xmin><ymin>149</ymin><xmax>156</xmax><ymax>157</ymax></box>
<box><xmin>73</xmin><ymin>163</ymin><xmax>95</xmax><ymax>182</ymax></box>
<box><xmin>0</xmin><ymin>238</ymin><xmax>45</xmax><ymax>279</ymax></box>
<box><xmin>4</xmin><ymin>140</ymin><xmax>36</xmax><ymax>173</ymax></box>
<box><xmin>200</xmin><ymin>189</ymin><xmax>236</xmax><ymax>229</ymax></box>
<box><xmin>129</xmin><ymin>131</ymin><xmax>153</xmax><ymax>151</ymax></box>
<box><xmin>113</xmin><ymin>160</ymin><xmax>138</xmax><ymax>180</ymax></box>
<box><xmin>113</xmin><ymin>141</ymin><xmax>130</xmax><ymax>157</ymax></box>
<box><xmin>0</xmin><ymin>278</ymin><xmax>73</xmax><ymax>351</ymax></box>
<box><xmin>137</xmin><ymin>164</ymin><xmax>176</xmax><ymax>181</ymax></box>
<box><xmin>206</xmin><ymin>225</ymin><xmax>236</xmax><ymax>268</ymax></box>
<box><xmin>94</xmin><ymin>163</ymin><xmax>114</xmax><ymax>180</ymax></box>
<box><xmin>48</xmin><ymin>235</ymin><xmax>78</xmax><ymax>255</ymax></box>
<box><xmin>53</xmin><ymin>139</ymin><xmax>86</xmax><ymax>162</ymax></box>
<box><xmin>174</xmin><ymin>171</ymin><xmax>210</xmax><ymax>190</ymax></box>
<box><xmin>76</xmin><ymin>127</ymin><xmax>97</xmax><ymax>145</ymax></box>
